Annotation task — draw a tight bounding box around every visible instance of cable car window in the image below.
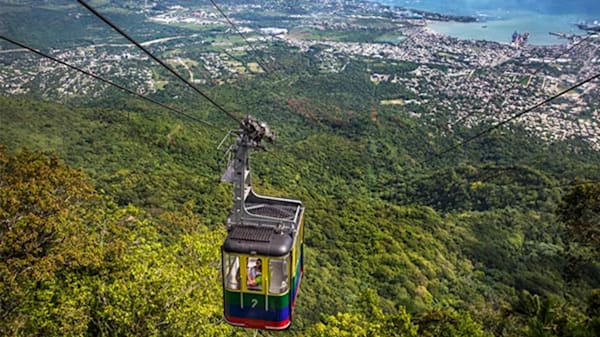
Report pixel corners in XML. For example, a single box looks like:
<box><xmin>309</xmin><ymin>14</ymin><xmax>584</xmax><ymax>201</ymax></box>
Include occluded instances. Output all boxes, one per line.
<box><xmin>269</xmin><ymin>257</ymin><xmax>289</xmax><ymax>294</ymax></box>
<box><xmin>247</xmin><ymin>257</ymin><xmax>263</xmax><ymax>291</ymax></box>
<box><xmin>223</xmin><ymin>254</ymin><xmax>240</xmax><ymax>290</ymax></box>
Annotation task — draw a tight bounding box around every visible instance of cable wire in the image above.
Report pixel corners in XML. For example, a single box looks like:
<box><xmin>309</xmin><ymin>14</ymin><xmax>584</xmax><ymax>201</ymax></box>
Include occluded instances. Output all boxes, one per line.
<box><xmin>263</xmin><ymin>147</ymin><xmax>299</xmax><ymax>172</ymax></box>
<box><xmin>220</xmin><ymin>47</ymin><xmax>258</xmax><ymax>75</ymax></box>
<box><xmin>208</xmin><ymin>0</ymin><xmax>280</xmax><ymax>79</ymax></box>
<box><xmin>422</xmin><ymin>71</ymin><xmax>600</xmax><ymax>164</ymax></box>
<box><xmin>76</xmin><ymin>0</ymin><xmax>242</xmax><ymax>125</ymax></box>
<box><xmin>555</xmin><ymin>179</ymin><xmax>600</xmax><ymax>188</ymax></box>
<box><xmin>0</xmin><ymin>35</ymin><xmax>227</xmax><ymax>133</ymax></box>
<box><xmin>450</xmin><ymin>33</ymin><xmax>596</xmax><ymax>129</ymax></box>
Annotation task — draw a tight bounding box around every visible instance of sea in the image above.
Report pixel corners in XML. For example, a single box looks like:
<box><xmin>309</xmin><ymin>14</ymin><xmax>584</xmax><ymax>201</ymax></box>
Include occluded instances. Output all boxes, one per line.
<box><xmin>369</xmin><ymin>0</ymin><xmax>600</xmax><ymax>45</ymax></box>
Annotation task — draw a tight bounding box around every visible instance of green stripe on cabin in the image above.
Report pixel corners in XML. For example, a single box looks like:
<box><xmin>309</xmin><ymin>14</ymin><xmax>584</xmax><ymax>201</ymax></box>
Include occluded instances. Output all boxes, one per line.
<box><xmin>224</xmin><ymin>290</ymin><xmax>290</xmax><ymax>308</ymax></box>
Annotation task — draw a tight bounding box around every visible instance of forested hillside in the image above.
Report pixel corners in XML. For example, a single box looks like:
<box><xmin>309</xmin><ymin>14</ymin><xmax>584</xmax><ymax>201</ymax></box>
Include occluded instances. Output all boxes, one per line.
<box><xmin>1</xmin><ymin>93</ymin><xmax>598</xmax><ymax>336</ymax></box>
<box><xmin>1</xmin><ymin>1</ymin><xmax>600</xmax><ymax>336</ymax></box>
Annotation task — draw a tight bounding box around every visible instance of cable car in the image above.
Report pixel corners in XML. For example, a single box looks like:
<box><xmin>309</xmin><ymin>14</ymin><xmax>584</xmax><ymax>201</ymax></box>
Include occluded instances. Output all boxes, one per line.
<box><xmin>221</xmin><ymin>117</ymin><xmax>305</xmax><ymax>330</ymax></box>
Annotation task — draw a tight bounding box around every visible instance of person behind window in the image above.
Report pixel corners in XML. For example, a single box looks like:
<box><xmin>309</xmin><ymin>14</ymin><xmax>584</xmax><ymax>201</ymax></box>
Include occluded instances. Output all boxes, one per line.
<box><xmin>248</xmin><ymin>258</ymin><xmax>262</xmax><ymax>289</ymax></box>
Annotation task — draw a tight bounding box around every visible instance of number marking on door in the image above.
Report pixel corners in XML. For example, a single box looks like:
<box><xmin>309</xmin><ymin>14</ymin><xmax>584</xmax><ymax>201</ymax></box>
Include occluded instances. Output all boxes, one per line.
<box><xmin>251</xmin><ymin>299</ymin><xmax>258</xmax><ymax>308</ymax></box>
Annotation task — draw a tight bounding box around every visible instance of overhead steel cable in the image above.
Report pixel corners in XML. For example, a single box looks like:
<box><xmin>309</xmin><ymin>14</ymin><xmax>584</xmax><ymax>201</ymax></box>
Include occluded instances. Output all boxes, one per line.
<box><xmin>76</xmin><ymin>0</ymin><xmax>242</xmax><ymax>125</ymax></box>
<box><xmin>220</xmin><ymin>47</ymin><xmax>257</xmax><ymax>75</ymax></box>
<box><xmin>208</xmin><ymin>0</ymin><xmax>280</xmax><ymax>80</ymax></box>
<box><xmin>401</xmin><ymin>167</ymin><xmax>600</xmax><ymax>200</ymax></box>
<box><xmin>264</xmin><ymin>147</ymin><xmax>299</xmax><ymax>172</ymax></box>
<box><xmin>422</xmin><ymin>70</ymin><xmax>600</xmax><ymax>164</ymax></box>
<box><xmin>0</xmin><ymin>35</ymin><xmax>226</xmax><ymax>133</ymax></box>
<box><xmin>450</xmin><ymin>33</ymin><xmax>596</xmax><ymax>129</ymax></box>
<box><xmin>555</xmin><ymin>179</ymin><xmax>600</xmax><ymax>188</ymax></box>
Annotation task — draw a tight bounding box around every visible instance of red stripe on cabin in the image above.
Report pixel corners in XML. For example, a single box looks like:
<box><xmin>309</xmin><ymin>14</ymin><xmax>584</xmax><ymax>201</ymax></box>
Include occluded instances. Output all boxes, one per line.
<box><xmin>225</xmin><ymin>315</ymin><xmax>291</xmax><ymax>330</ymax></box>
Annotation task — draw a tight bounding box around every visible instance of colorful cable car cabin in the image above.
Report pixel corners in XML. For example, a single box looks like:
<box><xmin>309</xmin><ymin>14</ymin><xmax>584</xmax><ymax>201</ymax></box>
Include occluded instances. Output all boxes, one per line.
<box><xmin>221</xmin><ymin>117</ymin><xmax>305</xmax><ymax>330</ymax></box>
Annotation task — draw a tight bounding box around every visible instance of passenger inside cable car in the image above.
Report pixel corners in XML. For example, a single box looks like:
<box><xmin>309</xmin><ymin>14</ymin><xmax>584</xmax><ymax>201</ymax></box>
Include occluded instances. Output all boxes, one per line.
<box><xmin>221</xmin><ymin>117</ymin><xmax>304</xmax><ymax>330</ymax></box>
<box><xmin>247</xmin><ymin>258</ymin><xmax>262</xmax><ymax>290</ymax></box>
<box><xmin>223</xmin><ymin>255</ymin><xmax>291</xmax><ymax>294</ymax></box>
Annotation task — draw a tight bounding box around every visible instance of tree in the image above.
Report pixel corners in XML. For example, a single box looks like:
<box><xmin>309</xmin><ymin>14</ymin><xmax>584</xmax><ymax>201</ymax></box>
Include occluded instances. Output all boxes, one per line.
<box><xmin>557</xmin><ymin>183</ymin><xmax>600</xmax><ymax>252</ymax></box>
<box><xmin>414</xmin><ymin>309</ymin><xmax>490</xmax><ymax>337</ymax></box>
<box><xmin>0</xmin><ymin>148</ymin><xmax>236</xmax><ymax>336</ymax></box>
<box><xmin>557</xmin><ymin>183</ymin><xmax>600</xmax><ymax>283</ymax></box>
<box><xmin>586</xmin><ymin>289</ymin><xmax>600</xmax><ymax>337</ymax></box>
<box><xmin>304</xmin><ymin>288</ymin><xmax>417</xmax><ymax>337</ymax></box>
<box><xmin>0</xmin><ymin>147</ymin><xmax>104</xmax><ymax>335</ymax></box>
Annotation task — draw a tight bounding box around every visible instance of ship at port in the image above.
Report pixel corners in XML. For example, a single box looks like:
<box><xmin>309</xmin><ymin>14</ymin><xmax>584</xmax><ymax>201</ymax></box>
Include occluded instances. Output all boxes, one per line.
<box><xmin>576</xmin><ymin>20</ymin><xmax>600</xmax><ymax>32</ymax></box>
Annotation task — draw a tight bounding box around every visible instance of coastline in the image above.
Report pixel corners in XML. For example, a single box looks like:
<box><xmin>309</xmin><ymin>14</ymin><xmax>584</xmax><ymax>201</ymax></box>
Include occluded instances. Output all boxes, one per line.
<box><xmin>369</xmin><ymin>1</ymin><xmax>597</xmax><ymax>45</ymax></box>
<box><xmin>421</xmin><ymin>25</ymin><xmax>440</xmax><ymax>37</ymax></box>
<box><xmin>424</xmin><ymin>15</ymin><xmax>576</xmax><ymax>46</ymax></box>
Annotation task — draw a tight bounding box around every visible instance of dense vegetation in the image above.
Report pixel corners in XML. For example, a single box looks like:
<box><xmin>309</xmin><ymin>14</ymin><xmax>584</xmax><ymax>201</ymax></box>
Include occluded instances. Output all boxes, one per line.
<box><xmin>1</xmin><ymin>91</ymin><xmax>599</xmax><ymax>336</ymax></box>
<box><xmin>2</xmin><ymin>1</ymin><xmax>600</xmax><ymax>336</ymax></box>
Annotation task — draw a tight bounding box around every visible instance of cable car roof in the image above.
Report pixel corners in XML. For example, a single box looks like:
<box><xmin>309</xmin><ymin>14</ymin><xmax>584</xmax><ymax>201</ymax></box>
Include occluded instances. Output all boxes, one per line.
<box><xmin>223</xmin><ymin>225</ymin><xmax>294</xmax><ymax>256</ymax></box>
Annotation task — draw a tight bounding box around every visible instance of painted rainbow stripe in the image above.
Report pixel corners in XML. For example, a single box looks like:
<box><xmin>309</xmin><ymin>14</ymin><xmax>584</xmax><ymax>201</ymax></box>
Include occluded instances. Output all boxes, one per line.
<box><xmin>224</xmin><ymin>290</ymin><xmax>291</xmax><ymax>330</ymax></box>
<box><xmin>225</xmin><ymin>315</ymin><xmax>291</xmax><ymax>330</ymax></box>
<box><xmin>223</xmin><ymin>266</ymin><xmax>302</xmax><ymax>330</ymax></box>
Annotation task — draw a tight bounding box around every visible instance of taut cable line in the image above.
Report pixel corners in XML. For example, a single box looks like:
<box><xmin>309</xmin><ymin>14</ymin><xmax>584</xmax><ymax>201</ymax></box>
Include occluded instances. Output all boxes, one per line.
<box><xmin>77</xmin><ymin>0</ymin><xmax>242</xmax><ymax>125</ymax></box>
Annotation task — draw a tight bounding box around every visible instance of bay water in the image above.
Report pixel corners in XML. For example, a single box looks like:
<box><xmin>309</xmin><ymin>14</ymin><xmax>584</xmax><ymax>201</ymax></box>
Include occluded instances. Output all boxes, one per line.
<box><xmin>371</xmin><ymin>0</ymin><xmax>600</xmax><ymax>45</ymax></box>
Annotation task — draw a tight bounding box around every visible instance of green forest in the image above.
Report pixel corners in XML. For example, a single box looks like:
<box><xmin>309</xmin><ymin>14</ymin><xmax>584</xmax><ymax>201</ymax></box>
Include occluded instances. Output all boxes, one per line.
<box><xmin>1</xmin><ymin>89</ymin><xmax>599</xmax><ymax>336</ymax></box>
<box><xmin>1</xmin><ymin>1</ymin><xmax>600</xmax><ymax>336</ymax></box>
